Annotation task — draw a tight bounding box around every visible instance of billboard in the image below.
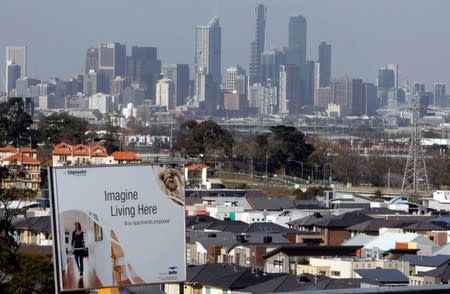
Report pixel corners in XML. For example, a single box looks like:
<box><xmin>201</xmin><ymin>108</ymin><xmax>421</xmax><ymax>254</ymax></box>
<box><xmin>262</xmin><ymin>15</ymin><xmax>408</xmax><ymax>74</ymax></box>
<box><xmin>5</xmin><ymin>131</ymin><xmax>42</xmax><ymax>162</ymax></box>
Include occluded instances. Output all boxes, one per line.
<box><xmin>50</xmin><ymin>164</ymin><xmax>186</xmax><ymax>292</ymax></box>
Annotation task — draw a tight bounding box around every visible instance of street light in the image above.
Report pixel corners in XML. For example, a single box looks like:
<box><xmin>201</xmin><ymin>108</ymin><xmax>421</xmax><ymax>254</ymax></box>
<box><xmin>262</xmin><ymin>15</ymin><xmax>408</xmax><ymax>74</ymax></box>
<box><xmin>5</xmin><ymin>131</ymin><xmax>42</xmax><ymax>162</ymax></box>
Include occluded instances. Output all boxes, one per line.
<box><xmin>287</xmin><ymin>160</ymin><xmax>304</xmax><ymax>181</ymax></box>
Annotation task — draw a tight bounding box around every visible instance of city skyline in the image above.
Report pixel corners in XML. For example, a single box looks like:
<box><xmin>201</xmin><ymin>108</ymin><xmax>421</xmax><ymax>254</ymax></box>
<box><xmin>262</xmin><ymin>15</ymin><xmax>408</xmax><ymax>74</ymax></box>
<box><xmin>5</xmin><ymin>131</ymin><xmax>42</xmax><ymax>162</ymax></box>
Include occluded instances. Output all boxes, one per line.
<box><xmin>1</xmin><ymin>0</ymin><xmax>450</xmax><ymax>91</ymax></box>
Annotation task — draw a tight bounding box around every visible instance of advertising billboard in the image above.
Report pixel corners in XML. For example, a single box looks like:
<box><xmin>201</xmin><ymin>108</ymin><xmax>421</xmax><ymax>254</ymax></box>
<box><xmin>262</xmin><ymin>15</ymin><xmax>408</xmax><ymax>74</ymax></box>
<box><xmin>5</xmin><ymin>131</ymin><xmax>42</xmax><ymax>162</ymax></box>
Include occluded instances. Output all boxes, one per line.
<box><xmin>49</xmin><ymin>164</ymin><xmax>186</xmax><ymax>292</ymax></box>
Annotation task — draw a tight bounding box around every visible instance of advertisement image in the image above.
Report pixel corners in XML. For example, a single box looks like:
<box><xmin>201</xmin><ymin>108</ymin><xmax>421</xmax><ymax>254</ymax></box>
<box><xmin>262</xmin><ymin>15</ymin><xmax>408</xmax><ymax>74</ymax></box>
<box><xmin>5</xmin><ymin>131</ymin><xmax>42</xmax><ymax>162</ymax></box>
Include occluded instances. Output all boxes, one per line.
<box><xmin>50</xmin><ymin>164</ymin><xmax>186</xmax><ymax>292</ymax></box>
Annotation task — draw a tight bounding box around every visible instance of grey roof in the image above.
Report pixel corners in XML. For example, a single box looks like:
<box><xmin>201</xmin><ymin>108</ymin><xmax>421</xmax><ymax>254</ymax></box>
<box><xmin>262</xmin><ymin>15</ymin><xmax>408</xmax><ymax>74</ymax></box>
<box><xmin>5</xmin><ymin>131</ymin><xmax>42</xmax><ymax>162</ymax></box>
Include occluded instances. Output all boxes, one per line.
<box><xmin>314</xmin><ymin>211</ymin><xmax>372</xmax><ymax>228</ymax></box>
<box><xmin>434</xmin><ymin>243</ymin><xmax>450</xmax><ymax>256</ymax></box>
<box><xmin>418</xmin><ymin>263</ymin><xmax>450</xmax><ymax>282</ymax></box>
<box><xmin>244</xmin><ymin>222</ymin><xmax>295</xmax><ymax>234</ymax></box>
<box><xmin>187</xmin><ymin>231</ymin><xmax>291</xmax><ymax>249</ymax></box>
<box><xmin>359</xmin><ymin>207</ymin><xmax>408</xmax><ymax>215</ymax></box>
<box><xmin>404</xmin><ymin>221</ymin><xmax>450</xmax><ymax>231</ymax></box>
<box><xmin>346</xmin><ymin>219</ymin><xmax>416</xmax><ymax>233</ymax></box>
<box><xmin>247</xmin><ymin>196</ymin><xmax>296</xmax><ymax>210</ymax></box>
<box><xmin>240</xmin><ymin>274</ymin><xmax>360</xmax><ymax>293</ymax></box>
<box><xmin>287</xmin><ymin>213</ymin><xmax>331</xmax><ymax>227</ymax></box>
<box><xmin>202</xmin><ymin>196</ymin><xmax>252</xmax><ymax>210</ymax></box>
<box><xmin>355</xmin><ymin>269</ymin><xmax>409</xmax><ymax>283</ymax></box>
<box><xmin>204</xmin><ymin>220</ymin><xmax>251</xmax><ymax>233</ymax></box>
<box><xmin>186</xmin><ymin>215</ymin><xmax>218</xmax><ymax>230</ymax></box>
<box><xmin>12</xmin><ymin>216</ymin><xmax>51</xmax><ymax>233</ymax></box>
<box><xmin>399</xmin><ymin>254</ymin><xmax>450</xmax><ymax>267</ymax></box>
<box><xmin>186</xmin><ymin>263</ymin><xmax>284</xmax><ymax>289</ymax></box>
<box><xmin>186</xmin><ymin>231</ymin><xmax>238</xmax><ymax>249</ymax></box>
<box><xmin>342</xmin><ymin>234</ymin><xmax>376</xmax><ymax>247</ymax></box>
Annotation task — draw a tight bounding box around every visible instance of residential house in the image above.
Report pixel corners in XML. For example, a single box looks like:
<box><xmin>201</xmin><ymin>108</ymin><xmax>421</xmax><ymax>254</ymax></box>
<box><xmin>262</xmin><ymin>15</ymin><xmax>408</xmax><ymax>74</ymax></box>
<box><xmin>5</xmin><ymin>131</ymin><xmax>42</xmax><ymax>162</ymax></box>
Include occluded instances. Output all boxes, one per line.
<box><xmin>0</xmin><ymin>146</ymin><xmax>41</xmax><ymax>190</ymax></box>
<box><xmin>306</xmin><ymin>211</ymin><xmax>372</xmax><ymax>245</ymax></box>
<box><xmin>355</xmin><ymin>269</ymin><xmax>409</xmax><ymax>287</ymax></box>
<box><xmin>263</xmin><ymin>244</ymin><xmax>362</xmax><ymax>274</ymax></box>
<box><xmin>52</xmin><ymin>142</ymin><xmax>141</xmax><ymax>166</ymax></box>
<box><xmin>399</xmin><ymin>254</ymin><xmax>450</xmax><ymax>276</ymax></box>
<box><xmin>298</xmin><ymin>257</ymin><xmax>410</xmax><ymax>279</ymax></box>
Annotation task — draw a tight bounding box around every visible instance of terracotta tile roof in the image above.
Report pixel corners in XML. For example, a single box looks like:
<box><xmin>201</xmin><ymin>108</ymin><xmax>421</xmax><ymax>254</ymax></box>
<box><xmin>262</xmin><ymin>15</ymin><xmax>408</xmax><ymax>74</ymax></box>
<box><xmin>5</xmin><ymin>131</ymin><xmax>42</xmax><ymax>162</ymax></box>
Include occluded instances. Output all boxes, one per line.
<box><xmin>90</xmin><ymin>145</ymin><xmax>108</xmax><ymax>157</ymax></box>
<box><xmin>2</xmin><ymin>153</ymin><xmax>41</xmax><ymax>164</ymax></box>
<box><xmin>19</xmin><ymin>147</ymin><xmax>37</xmax><ymax>153</ymax></box>
<box><xmin>185</xmin><ymin>163</ymin><xmax>210</xmax><ymax>171</ymax></box>
<box><xmin>112</xmin><ymin>151</ymin><xmax>141</xmax><ymax>161</ymax></box>
<box><xmin>53</xmin><ymin>142</ymin><xmax>72</xmax><ymax>155</ymax></box>
<box><xmin>73</xmin><ymin>144</ymin><xmax>90</xmax><ymax>156</ymax></box>
<box><xmin>0</xmin><ymin>146</ymin><xmax>18</xmax><ymax>153</ymax></box>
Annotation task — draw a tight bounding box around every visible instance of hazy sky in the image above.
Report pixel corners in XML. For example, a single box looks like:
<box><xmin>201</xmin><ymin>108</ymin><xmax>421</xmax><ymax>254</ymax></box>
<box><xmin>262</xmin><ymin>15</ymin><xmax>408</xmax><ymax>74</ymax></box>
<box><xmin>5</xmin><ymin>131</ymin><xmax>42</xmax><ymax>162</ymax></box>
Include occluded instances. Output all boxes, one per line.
<box><xmin>1</xmin><ymin>0</ymin><xmax>449</xmax><ymax>91</ymax></box>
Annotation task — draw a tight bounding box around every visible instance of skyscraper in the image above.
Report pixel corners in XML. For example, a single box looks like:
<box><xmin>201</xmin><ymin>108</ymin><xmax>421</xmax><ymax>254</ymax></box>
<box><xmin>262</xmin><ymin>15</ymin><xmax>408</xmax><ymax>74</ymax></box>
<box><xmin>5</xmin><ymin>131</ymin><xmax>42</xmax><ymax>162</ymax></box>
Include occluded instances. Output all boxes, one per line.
<box><xmin>260</xmin><ymin>49</ymin><xmax>286</xmax><ymax>86</ymax></box>
<box><xmin>287</xmin><ymin>15</ymin><xmax>307</xmax><ymax>78</ymax></box>
<box><xmin>97</xmin><ymin>42</ymin><xmax>126</xmax><ymax>93</ymax></box>
<box><xmin>279</xmin><ymin>64</ymin><xmax>300</xmax><ymax>114</ymax></box>
<box><xmin>6</xmin><ymin>46</ymin><xmax>27</xmax><ymax>78</ymax></box>
<box><xmin>85</xmin><ymin>48</ymin><xmax>98</xmax><ymax>74</ymax></box>
<box><xmin>5</xmin><ymin>46</ymin><xmax>27</xmax><ymax>94</ymax></box>
<box><xmin>6</xmin><ymin>63</ymin><xmax>21</xmax><ymax>93</ymax></box>
<box><xmin>83</xmin><ymin>70</ymin><xmax>97</xmax><ymax>96</ymax></box>
<box><xmin>162</xmin><ymin>64</ymin><xmax>189</xmax><ymax>106</ymax></box>
<box><xmin>129</xmin><ymin>46</ymin><xmax>161</xmax><ymax>100</ymax></box>
<box><xmin>318</xmin><ymin>42</ymin><xmax>331</xmax><ymax>87</ymax></box>
<box><xmin>249</xmin><ymin>4</ymin><xmax>267</xmax><ymax>84</ymax></box>
<box><xmin>304</xmin><ymin>60</ymin><xmax>317</xmax><ymax>106</ymax></box>
<box><xmin>194</xmin><ymin>17</ymin><xmax>221</xmax><ymax>87</ymax></box>
<box><xmin>194</xmin><ymin>16</ymin><xmax>221</xmax><ymax>112</ymax></box>
<box><xmin>433</xmin><ymin>83</ymin><xmax>446</xmax><ymax>106</ymax></box>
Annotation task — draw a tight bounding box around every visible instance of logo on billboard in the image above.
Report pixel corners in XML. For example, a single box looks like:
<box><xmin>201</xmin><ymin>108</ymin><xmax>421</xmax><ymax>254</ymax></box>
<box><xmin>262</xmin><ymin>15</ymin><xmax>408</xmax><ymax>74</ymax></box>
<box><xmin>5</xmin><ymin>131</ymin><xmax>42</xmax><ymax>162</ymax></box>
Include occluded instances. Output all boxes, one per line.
<box><xmin>67</xmin><ymin>170</ymin><xmax>87</xmax><ymax>176</ymax></box>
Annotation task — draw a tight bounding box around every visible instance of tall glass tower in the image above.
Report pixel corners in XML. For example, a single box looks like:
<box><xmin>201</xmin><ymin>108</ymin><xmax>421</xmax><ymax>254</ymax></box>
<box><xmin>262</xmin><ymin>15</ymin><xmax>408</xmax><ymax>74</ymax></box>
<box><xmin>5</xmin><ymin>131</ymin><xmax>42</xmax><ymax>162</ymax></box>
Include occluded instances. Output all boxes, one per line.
<box><xmin>249</xmin><ymin>4</ymin><xmax>267</xmax><ymax>84</ymax></box>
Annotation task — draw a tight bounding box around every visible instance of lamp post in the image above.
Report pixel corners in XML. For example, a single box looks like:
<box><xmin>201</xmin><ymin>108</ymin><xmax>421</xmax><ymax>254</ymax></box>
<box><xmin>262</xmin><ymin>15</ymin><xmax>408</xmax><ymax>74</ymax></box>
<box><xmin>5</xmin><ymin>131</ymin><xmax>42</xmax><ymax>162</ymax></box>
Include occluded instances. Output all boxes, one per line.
<box><xmin>287</xmin><ymin>160</ymin><xmax>304</xmax><ymax>182</ymax></box>
<box><xmin>324</xmin><ymin>163</ymin><xmax>333</xmax><ymax>186</ymax></box>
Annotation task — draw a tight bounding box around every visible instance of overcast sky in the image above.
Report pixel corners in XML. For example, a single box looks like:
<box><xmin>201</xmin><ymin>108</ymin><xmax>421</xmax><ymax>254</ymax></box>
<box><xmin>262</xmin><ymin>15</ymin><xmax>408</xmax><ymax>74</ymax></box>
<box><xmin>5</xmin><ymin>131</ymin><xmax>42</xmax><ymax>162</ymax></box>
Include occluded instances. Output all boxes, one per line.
<box><xmin>1</xmin><ymin>0</ymin><xmax>449</xmax><ymax>91</ymax></box>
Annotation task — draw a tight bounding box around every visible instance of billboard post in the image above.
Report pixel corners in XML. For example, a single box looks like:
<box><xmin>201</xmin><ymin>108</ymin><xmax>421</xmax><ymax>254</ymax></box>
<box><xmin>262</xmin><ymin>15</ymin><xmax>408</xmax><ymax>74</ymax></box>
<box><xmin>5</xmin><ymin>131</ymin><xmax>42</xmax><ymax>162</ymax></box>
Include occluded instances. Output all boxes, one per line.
<box><xmin>49</xmin><ymin>164</ymin><xmax>186</xmax><ymax>292</ymax></box>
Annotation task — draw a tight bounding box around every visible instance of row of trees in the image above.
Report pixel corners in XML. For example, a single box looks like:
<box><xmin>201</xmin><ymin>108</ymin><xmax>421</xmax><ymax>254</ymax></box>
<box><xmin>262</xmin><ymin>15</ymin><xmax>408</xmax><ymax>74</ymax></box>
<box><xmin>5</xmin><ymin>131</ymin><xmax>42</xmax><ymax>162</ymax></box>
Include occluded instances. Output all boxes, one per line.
<box><xmin>173</xmin><ymin>119</ymin><xmax>450</xmax><ymax>189</ymax></box>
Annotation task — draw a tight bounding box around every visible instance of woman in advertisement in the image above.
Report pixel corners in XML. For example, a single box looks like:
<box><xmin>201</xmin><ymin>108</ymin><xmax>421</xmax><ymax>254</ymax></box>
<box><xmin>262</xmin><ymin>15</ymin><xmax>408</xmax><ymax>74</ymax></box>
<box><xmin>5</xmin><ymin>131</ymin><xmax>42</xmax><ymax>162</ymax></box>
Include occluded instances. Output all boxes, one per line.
<box><xmin>71</xmin><ymin>222</ymin><xmax>85</xmax><ymax>277</ymax></box>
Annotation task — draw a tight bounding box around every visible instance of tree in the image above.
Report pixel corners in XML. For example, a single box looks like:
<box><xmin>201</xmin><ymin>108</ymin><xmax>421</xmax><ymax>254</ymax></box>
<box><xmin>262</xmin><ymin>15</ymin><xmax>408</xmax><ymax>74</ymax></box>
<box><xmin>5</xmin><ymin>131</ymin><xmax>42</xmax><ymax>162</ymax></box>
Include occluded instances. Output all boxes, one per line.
<box><xmin>0</xmin><ymin>98</ymin><xmax>33</xmax><ymax>147</ymax></box>
<box><xmin>252</xmin><ymin>125</ymin><xmax>314</xmax><ymax>175</ymax></box>
<box><xmin>331</xmin><ymin>146</ymin><xmax>361</xmax><ymax>185</ymax></box>
<box><xmin>174</xmin><ymin>120</ymin><xmax>234</xmax><ymax>159</ymax></box>
<box><xmin>36</xmin><ymin>112</ymin><xmax>90</xmax><ymax>145</ymax></box>
<box><xmin>0</xmin><ymin>164</ymin><xmax>36</xmax><ymax>251</ymax></box>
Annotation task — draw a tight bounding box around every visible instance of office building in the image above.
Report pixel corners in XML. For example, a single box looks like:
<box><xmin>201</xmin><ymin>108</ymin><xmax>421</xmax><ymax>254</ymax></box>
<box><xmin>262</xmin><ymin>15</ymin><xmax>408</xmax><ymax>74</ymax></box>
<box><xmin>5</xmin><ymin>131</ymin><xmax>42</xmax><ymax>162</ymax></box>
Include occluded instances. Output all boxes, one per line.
<box><xmin>260</xmin><ymin>49</ymin><xmax>286</xmax><ymax>86</ymax></box>
<box><xmin>314</xmin><ymin>86</ymin><xmax>332</xmax><ymax>109</ymax></box>
<box><xmin>89</xmin><ymin>93</ymin><xmax>114</xmax><ymax>114</ymax></box>
<box><xmin>162</xmin><ymin>64</ymin><xmax>189</xmax><ymax>106</ymax></box>
<box><xmin>248</xmin><ymin>82</ymin><xmax>278</xmax><ymax>116</ymax></box>
<box><xmin>5</xmin><ymin>46</ymin><xmax>27</xmax><ymax>94</ymax></box>
<box><xmin>304</xmin><ymin>60</ymin><xmax>317</xmax><ymax>106</ymax></box>
<box><xmin>83</xmin><ymin>70</ymin><xmax>98</xmax><ymax>96</ymax></box>
<box><xmin>318</xmin><ymin>42</ymin><xmax>331</xmax><ymax>87</ymax></box>
<box><xmin>224</xmin><ymin>66</ymin><xmax>247</xmax><ymax>95</ymax></box>
<box><xmin>194</xmin><ymin>16</ymin><xmax>221</xmax><ymax>104</ymax></box>
<box><xmin>6</xmin><ymin>63</ymin><xmax>21</xmax><ymax>94</ymax></box>
<box><xmin>97</xmin><ymin>42</ymin><xmax>126</xmax><ymax>93</ymax></box>
<box><xmin>6</xmin><ymin>46</ymin><xmax>27</xmax><ymax>78</ymax></box>
<box><xmin>223</xmin><ymin>93</ymin><xmax>247</xmax><ymax>111</ymax></box>
<box><xmin>126</xmin><ymin>46</ymin><xmax>161</xmax><ymax>100</ymax></box>
<box><xmin>155</xmin><ymin>78</ymin><xmax>175</xmax><ymax>110</ymax></box>
<box><xmin>433</xmin><ymin>83</ymin><xmax>446</xmax><ymax>107</ymax></box>
<box><xmin>279</xmin><ymin>64</ymin><xmax>301</xmax><ymax>114</ymax></box>
<box><xmin>287</xmin><ymin>15</ymin><xmax>307</xmax><ymax>78</ymax></box>
<box><xmin>110</xmin><ymin>76</ymin><xmax>127</xmax><ymax>98</ymax></box>
<box><xmin>85</xmin><ymin>48</ymin><xmax>98</xmax><ymax>74</ymax></box>
<box><xmin>248</xmin><ymin>4</ymin><xmax>267</xmax><ymax>84</ymax></box>
<box><xmin>362</xmin><ymin>83</ymin><xmax>378</xmax><ymax>115</ymax></box>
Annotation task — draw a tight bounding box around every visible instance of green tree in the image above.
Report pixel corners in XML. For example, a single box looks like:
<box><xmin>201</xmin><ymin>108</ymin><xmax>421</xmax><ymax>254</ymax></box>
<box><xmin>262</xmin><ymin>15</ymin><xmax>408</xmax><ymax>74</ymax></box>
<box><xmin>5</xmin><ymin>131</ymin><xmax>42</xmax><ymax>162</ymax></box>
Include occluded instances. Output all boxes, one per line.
<box><xmin>174</xmin><ymin>120</ymin><xmax>234</xmax><ymax>159</ymax></box>
<box><xmin>37</xmin><ymin>112</ymin><xmax>89</xmax><ymax>145</ymax></box>
<box><xmin>253</xmin><ymin>125</ymin><xmax>314</xmax><ymax>175</ymax></box>
<box><xmin>0</xmin><ymin>98</ymin><xmax>33</xmax><ymax>147</ymax></box>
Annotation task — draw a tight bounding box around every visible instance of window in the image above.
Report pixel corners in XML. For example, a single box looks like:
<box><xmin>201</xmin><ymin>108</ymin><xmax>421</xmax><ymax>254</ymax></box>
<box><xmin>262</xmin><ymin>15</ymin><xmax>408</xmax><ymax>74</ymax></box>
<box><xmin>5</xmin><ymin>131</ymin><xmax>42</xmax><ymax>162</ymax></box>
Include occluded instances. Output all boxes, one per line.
<box><xmin>331</xmin><ymin>271</ymin><xmax>340</xmax><ymax>277</ymax></box>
